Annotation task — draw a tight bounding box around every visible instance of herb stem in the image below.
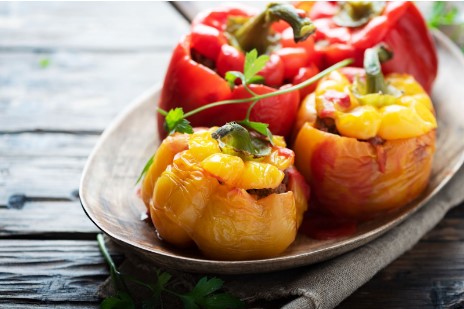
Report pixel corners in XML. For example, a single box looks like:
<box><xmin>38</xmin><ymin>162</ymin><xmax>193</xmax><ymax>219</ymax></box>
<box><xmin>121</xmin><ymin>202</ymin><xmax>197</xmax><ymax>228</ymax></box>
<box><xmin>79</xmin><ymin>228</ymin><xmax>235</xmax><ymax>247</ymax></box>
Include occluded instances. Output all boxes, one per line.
<box><xmin>123</xmin><ymin>274</ymin><xmax>156</xmax><ymax>291</ymax></box>
<box><xmin>97</xmin><ymin>234</ymin><xmax>117</xmax><ymax>273</ymax></box>
<box><xmin>97</xmin><ymin>234</ymin><xmax>130</xmax><ymax>294</ymax></box>
<box><xmin>158</xmin><ymin>109</ymin><xmax>168</xmax><ymax>116</ymax></box>
<box><xmin>245</xmin><ymin>100</ymin><xmax>259</xmax><ymax>121</ymax></box>
<box><xmin>243</xmin><ymin>82</ymin><xmax>259</xmax><ymax>97</ymax></box>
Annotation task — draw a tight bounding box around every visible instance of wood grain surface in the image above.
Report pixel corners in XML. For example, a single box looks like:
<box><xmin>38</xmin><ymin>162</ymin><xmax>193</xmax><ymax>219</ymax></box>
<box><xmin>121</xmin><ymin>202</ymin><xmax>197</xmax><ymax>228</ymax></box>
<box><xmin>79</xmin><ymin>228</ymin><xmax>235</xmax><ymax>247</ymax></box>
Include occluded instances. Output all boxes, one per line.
<box><xmin>1</xmin><ymin>2</ymin><xmax>464</xmax><ymax>308</ymax></box>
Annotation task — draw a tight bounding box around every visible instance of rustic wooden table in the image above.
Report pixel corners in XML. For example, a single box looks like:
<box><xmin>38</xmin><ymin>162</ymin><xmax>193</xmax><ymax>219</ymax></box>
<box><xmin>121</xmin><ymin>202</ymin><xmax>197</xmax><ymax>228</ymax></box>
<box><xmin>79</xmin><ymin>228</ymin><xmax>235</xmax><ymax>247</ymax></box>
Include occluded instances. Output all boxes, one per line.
<box><xmin>1</xmin><ymin>2</ymin><xmax>463</xmax><ymax>308</ymax></box>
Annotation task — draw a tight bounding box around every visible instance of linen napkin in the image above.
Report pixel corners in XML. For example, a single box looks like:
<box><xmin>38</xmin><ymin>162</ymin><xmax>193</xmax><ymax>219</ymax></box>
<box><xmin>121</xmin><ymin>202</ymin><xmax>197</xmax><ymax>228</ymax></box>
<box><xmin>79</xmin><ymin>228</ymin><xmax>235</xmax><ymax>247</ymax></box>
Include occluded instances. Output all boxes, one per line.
<box><xmin>99</xmin><ymin>165</ymin><xmax>464</xmax><ymax>308</ymax></box>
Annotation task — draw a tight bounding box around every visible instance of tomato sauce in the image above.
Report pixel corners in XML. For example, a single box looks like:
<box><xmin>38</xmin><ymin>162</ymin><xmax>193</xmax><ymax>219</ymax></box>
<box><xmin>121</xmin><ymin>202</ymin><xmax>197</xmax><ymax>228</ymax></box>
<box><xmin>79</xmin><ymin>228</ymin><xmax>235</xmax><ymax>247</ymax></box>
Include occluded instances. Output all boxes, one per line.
<box><xmin>299</xmin><ymin>211</ymin><xmax>357</xmax><ymax>240</ymax></box>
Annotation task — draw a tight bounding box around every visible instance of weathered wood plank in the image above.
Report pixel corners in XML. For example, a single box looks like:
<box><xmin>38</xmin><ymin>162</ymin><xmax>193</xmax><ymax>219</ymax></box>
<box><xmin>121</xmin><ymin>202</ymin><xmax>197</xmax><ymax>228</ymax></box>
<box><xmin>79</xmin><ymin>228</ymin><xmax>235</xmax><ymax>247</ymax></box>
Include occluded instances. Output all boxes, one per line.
<box><xmin>0</xmin><ymin>52</ymin><xmax>168</xmax><ymax>132</ymax></box>
<box><xmin>338</xmin><ymin>206</ymin><xmax>464</xmax><ymax>309</ymax></box>
<box><xmin>0</xmin><ymin>303</ymin><xmax>97</xmax><ymax>309</ymax></box>
<box><xmin>0</xmin><ymin>133</ymin><xmax>99</xmax><ymax>205</ymax></box>
<box><xmin>0</xmin><ymin>240</ymin><xmax>118</xmax><ymax>305</ymax></box>
<box><xmin>0</xmin><ymin>201</ymin><xmax>98</xmax><ymax>237</ymax></box>
<box><xmin>423</xmin><ymin>205</ymin><xmax>464</xmax><ymax>242</ymax></box>
<box><xmin>0</xmin><ymin>222</ymin><xmax>463</xmax><ymax>308</ymax></box>
<box><xmin>0</xmin><ymin>2</ymin><xmax>188</xmax><ymax>51</ymax></box>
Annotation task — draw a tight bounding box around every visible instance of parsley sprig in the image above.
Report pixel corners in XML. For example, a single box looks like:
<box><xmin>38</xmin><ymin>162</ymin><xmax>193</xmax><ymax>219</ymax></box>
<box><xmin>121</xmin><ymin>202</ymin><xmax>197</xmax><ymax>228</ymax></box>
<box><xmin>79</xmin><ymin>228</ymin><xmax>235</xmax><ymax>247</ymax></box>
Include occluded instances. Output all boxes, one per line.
<box><xmin>97</xmin><ymin>234</ymin><xmax>244</xmax><ymax>309</ymax></box>
<box><xmin>138</xmin><ymin>52</ymin><xmax>351</xmax><ymax>184</ymax></box>
<box><xmin>158</xmin><ymin>51</ymin><xmax>352</xmax><ymax>138</ymax></box>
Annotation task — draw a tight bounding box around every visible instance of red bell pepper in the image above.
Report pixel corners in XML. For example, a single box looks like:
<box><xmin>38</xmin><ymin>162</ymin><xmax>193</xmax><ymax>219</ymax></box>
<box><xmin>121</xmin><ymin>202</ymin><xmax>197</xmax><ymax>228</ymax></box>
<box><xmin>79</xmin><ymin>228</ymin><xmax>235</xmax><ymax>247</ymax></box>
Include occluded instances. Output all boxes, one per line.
<box><xmin>304</xmin><ymin>1</ymin><xmax>438</xmax><ymax>93</ymax></box>
<box><xmin>158</xmin><ymin>3</ymin><xmax>320</xmax><ymax>139</ymax></box>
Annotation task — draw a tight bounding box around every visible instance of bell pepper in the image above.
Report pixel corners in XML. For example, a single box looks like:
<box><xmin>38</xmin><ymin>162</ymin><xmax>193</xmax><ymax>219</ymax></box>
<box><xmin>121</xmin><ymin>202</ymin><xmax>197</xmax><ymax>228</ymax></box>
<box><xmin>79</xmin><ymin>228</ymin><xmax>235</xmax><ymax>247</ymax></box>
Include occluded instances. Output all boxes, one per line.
<box><xmin>141</xmin><ymin>124</ymin><xmax>309</xmax><ymax>260</ymax></box>
<box><xmin>293</xmin><ymin>48</ymin><xmax>436</xmax><ymax>220</ymax></box>
<box><xmin>158</xmin><ymin>3</ymin><xmax>320</xmax><ymax>139</ymax></box>
<box><xmin>301</xmin><ymin>1</ymin><xmax>438</xmax><ymax>93</ymax></box>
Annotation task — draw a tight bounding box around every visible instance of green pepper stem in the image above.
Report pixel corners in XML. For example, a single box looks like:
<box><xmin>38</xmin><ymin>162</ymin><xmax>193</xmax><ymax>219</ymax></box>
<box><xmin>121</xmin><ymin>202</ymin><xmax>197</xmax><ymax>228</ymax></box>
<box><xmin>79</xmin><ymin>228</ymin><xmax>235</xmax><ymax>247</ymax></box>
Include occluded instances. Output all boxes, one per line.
<box><xmin>334</xmin><ymin>2</ymin><xmax>386</xmax><ymax>28</ymax></box>
<box><xmin>233</xmin><ymin>3</ymin><xmax>316</xmax><ymax>54</ymax></box>
<box><xmin>364</xmin><ymin>48</ymin><xmax>387</xmax><ymax>94</ymax></box>
<box><xmin>168</xmin><ymin>58</ymin><xmax>352</xmax><ymax>119</ymax></box>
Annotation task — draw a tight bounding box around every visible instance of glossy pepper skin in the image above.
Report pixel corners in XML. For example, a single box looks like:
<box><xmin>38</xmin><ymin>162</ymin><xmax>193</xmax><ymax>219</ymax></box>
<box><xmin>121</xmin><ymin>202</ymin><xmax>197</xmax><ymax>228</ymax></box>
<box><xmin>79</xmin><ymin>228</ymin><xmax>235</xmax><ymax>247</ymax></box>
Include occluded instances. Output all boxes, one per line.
<box><xmin>158</xmin><ymin>4</ymin><xmax>320</xmax><ymax>139</ymax></box>
<box><xmin>141</xmin><ymin>128</ymin><xmax>309</xmax><ymax>260</ymax></box>
<box><xmin>305</xmin><ymin>1</ymin><xmax>438</xmax><ymax>93</ymax></box>
<box><xmin>293</xmin><ymin>67</ymin><xmax>436</xmax><ymax>220</ymax></box>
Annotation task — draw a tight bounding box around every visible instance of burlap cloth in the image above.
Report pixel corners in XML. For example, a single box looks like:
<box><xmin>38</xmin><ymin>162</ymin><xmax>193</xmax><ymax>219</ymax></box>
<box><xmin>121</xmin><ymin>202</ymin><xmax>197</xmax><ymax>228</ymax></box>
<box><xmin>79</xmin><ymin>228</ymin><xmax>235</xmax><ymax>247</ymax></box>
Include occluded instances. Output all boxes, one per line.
<box><xmin>99</xmin><ymin>166</ymin><xmax>464</xmax><ymax>308</ymax></box>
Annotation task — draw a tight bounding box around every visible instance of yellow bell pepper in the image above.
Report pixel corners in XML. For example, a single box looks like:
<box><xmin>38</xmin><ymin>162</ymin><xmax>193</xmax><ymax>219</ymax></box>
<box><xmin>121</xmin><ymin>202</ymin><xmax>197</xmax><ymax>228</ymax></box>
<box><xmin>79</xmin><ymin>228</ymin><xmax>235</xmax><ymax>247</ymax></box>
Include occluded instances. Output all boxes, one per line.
<box><xmin>141</xmin><ymin>126</ymin><xmax>309</xmax><ymax>260</ymax></box>
<box><xmin>293</xmin><ymin>48</ymin><xmax>436</xmax><ymax>220</ymax></box>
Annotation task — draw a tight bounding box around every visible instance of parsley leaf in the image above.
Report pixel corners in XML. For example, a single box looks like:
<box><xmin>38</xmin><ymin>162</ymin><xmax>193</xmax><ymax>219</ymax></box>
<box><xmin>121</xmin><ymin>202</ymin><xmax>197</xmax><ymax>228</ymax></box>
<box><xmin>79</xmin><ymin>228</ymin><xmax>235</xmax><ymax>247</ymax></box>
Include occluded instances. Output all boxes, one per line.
<box><xmin>135</xmin><ymin>155</ymin><xmax>154</xmax><ymax>185</ymax></box>
<box><xmin>225</xmin><ymin>71</ymin><xmax>243</xmax><ymax>88</ymax></box>
<box><xmin>164</xmin><ymin>108</ymin><xmax>194</xmax><ymax>135</ymax></box>
<box><xmin>243</xmin><ymin>49</ymin><xmax>269</xmax><ymax>84</ymax></box>
<box><xmin>238</xmin><ymin>119</ymin><xmax>274</xmax><ymax>145</ymax></box>
<box><xmin>203</xmin><ymin>293</ymin><xmax>245</xmax><ymax>309</ymax></box>
<box><xmin>179</xmin><ymin>277</ymin><xmax>244</xmax><ymax>309</ymax></box>
<box><xmin>151</xmin><ymin>270</ymin><xmax>172</xmax><ymax>295</ymax></box>
<box><xmin>97</xmin><ymin>234</ymin><xmax>244</xmax><ymax>309</ymax></box>
<box><xmin>101</xmin><ymin>292</ymin><xmax>136</xmax><ymax>309</ymax></box>
<box><xmin>225</xmin><ymin>49</ymin><xmax>269</xmax><ymax>88</ymax></box>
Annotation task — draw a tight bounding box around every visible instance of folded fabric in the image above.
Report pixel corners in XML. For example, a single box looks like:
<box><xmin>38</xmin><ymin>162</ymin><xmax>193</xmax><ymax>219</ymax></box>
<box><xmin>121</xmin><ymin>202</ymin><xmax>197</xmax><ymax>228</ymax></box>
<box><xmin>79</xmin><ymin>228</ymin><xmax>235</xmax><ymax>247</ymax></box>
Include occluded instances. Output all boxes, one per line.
<box><xmin>99</xmin><ymin>165</ymin><xmax>464</xmax><ymax>308</ymax></box>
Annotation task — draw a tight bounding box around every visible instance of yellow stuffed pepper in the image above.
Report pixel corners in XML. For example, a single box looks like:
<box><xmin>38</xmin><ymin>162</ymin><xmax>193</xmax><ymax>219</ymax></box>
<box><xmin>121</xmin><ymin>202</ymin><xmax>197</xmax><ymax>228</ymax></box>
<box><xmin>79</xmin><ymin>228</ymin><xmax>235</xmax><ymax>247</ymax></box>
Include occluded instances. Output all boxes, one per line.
<box><xmin>142</xmin><ymin>123</ymin><xmax>309</xmax><ymax>260</ymax></box>
<box><xmin>294</xmin><ymin>48</ymin><xmax>436</xmax><ymax>220</ymax></box>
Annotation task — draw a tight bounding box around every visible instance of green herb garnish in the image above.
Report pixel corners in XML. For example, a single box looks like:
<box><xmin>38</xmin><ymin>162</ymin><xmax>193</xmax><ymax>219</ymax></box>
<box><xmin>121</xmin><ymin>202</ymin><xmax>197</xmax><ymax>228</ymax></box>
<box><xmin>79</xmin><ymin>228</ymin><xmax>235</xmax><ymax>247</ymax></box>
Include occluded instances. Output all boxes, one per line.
<box><xmin>162</xmin><ymin>107</ymin><xmax>194</xmax><ymax>135</ymax></box>
<box><xmin>143</xmin><ymin>51</ymin><xmax>351</xmax><ymax>184</ymax></box>
<box><xmin>97</xmin><ymin>234</ymin><xmax>244</xmax><ymax>309</ymax></box>
<box><xmin>159</xmin><ymin>50</ymin><xmax>352</xmax><ymax>138</ymax></box>
<box><xmin>225</xmin><ymin>49</ymin><xmax>269</xmax><ymax>88</ymax></box>
<box><xmin>135</xmin><ymin>155</ymin><xmax>154</xmax><ymax>185</ymax></box>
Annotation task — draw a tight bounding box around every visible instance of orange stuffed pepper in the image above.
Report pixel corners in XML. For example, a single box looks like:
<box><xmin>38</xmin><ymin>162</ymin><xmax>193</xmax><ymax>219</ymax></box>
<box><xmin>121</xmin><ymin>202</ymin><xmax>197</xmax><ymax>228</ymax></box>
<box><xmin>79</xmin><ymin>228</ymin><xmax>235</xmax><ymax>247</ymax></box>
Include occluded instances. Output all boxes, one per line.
<box><xmin>294</xmin><ymin>48</ymin><xmax>436</xmax><ymax>220</ymax></box>
<box><xmin>141</xmin><ymin>123</ymin><xmax>309</xmax><ymax>260</ymax></box>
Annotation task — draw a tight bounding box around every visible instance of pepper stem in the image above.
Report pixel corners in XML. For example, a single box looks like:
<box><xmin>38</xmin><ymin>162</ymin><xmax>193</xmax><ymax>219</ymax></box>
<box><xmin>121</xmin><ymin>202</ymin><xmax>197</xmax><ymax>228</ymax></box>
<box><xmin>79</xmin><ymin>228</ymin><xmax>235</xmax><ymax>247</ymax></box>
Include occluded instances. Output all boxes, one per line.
<box><xmin>232</xmin><ymin>3</ymin><xmax>316</xmax><ymax>54</ymax></box>
<box><xmin>364</xmin><ymin>48</ymin><xmax>387</xmax><ymax>94</ymax></box>
<box><xmin>334</xmin><ymin>1</ymin><xmax>386</xmax><ymax>28</ymax></box>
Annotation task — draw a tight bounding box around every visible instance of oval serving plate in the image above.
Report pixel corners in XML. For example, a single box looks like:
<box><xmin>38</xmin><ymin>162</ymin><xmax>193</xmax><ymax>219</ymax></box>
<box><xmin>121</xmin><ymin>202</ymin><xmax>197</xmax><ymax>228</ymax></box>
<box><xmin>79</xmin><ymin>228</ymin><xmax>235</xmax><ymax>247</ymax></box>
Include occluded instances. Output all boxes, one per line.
<box><xmin>80</xmin><ymin>31</ymin><xmax>464</xmax><ymax>274</ymax></box>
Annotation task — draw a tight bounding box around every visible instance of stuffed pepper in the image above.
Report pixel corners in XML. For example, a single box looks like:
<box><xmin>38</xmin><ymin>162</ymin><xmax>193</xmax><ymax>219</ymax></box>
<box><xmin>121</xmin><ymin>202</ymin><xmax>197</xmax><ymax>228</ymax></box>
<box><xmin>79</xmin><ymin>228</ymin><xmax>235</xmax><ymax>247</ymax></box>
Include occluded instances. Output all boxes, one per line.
<box><xmin>293</xmin><ymin>48</ymin><xmax>436</xmax><ymax>220</ymax></box>
<box><xmin>158</xmin><ymin>3</ymin><xmax>320</xmax><ymax>139</ymax></box>
<box><xmin>141</xmin><ymin>123</ymin><xmax>309</xmax><ymax>260</ymax></box>
<box><xmin>299</xmin><ymin>1</ymin><xmax>438</xmax><ymax>93</ymax></box>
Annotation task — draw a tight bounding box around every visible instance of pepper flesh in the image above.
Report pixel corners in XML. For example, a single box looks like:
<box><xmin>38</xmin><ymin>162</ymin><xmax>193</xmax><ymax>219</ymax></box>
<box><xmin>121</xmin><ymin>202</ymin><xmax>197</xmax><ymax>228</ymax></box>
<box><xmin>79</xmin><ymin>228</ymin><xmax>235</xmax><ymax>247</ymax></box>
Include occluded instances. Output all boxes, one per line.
<box><xmin>304</xmin><ymin>1</ymin><xmax>438</xmax><ymax>93</ymax></box>
<box><xmin>142</xmin><ymin>128</ymin><xmax>310</xmax><ymax>260</ymax></box>
<box><xmin>293</xmin><ymin>68</ymin><xmax>436</xmax><ymax>220</ymax></box>
<box><xmin>158</xmin><ymin>3</ymin><xmax>320</xmax><ymax>139</ymax></box>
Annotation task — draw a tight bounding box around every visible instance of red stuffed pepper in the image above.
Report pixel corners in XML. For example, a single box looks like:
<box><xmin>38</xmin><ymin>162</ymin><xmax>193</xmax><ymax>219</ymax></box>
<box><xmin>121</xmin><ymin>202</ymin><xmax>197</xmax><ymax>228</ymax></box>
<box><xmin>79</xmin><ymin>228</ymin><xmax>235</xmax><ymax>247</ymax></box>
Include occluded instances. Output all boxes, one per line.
<box><xmin>158</xmin><ymin>3</ymin><xmax>319</xmax><ymax>139</ymax></box>
<box><xmin>302</xmin><ymin>1</ymin><xmax>438</xmax><ymax>93</ymax></box>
